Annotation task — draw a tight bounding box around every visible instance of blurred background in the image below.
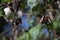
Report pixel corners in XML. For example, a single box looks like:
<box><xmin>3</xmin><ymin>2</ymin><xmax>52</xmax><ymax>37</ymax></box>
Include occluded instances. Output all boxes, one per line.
<box><xmin>0</xmin><ymin>0</ymin><xmax>60</xmax><ymax>40</ymax></box>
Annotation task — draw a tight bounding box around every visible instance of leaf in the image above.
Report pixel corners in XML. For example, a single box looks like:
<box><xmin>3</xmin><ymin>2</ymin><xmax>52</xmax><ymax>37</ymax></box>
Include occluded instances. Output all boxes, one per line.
<box><xmin>29</xmin><ymin>20</ymin><xmax>34</xmax><ymax>26</ymax></box>
<box><xmin>53</xmin><ymin>21</ymin><xmax>58</xmax><ymax>29</ymax></box>
<box><xmin>1</xmin><ymin>0</ymin><xmax>11</xmax><ymax>3</ymax></box>
<box><xmin>0</xmin><ymin>7</ymin><xmax>5</xmax><ymax>17</ymax></box>
<box><xmin>29</xmin><ymin>24</ymin><xmax>41</xmax><ymax>40</ymax></box>
<box><xmin>18</xmin><ymin>33</ymin><xmax>30</xmax><ymax>40</ymax></box>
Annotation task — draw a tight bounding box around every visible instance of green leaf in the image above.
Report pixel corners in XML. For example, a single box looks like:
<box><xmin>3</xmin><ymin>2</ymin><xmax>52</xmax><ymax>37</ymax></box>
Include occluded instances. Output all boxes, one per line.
<box><xmin>18</xmin><ymin>33</ymin><xmax>30</xmax><ymax>40</ymax></box>
<box><xmin>53</xmin><ymin>21</ymin><xmax>58</xmax><ymax>29</ymax></box>
<box><xmin>0</xmin><ymin>7</ymin><xmax>5</xmax><ymax>17</ymax></box>
<box><xmin>1</xmin><ymin>0</ymin><xmax>11</xmax><ymax>3</ymax></box>
<box><xmin>29</xmin><ymin>24</ymin><xmax>41</xmax><ymax>40</ymax></box>
<box><xmin>29</xmin><ymin>20</ymin><xmax>34</xmax><ymax>26</ymax></box>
